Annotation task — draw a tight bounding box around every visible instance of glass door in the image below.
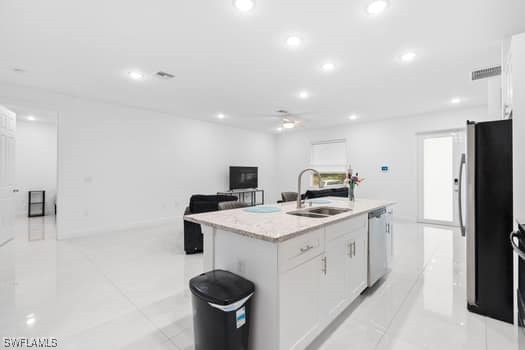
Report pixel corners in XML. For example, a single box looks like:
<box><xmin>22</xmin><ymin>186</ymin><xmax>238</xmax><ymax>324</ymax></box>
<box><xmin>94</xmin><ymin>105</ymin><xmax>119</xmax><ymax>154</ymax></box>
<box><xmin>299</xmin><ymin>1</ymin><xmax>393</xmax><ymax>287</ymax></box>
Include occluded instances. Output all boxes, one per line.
<box><xmin>417</xmin><ymin>130</ymin><xmax>465</xmax><ymax>226</ymax></box>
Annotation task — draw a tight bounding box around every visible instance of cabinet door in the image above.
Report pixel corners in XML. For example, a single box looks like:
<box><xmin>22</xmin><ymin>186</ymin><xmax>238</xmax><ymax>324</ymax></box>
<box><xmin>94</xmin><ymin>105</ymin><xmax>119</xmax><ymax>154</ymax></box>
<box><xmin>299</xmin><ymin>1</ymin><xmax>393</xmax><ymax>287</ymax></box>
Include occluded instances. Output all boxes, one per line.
<box><xmin>280</xmin><ymin>255</ymin><xmax>322</xmax><ymax>350</ymax></box>
<box><xmin>347</xmin><ymin>229</ymin><xmax>368</xmax><ymax>301</ymax></box>
<box><xmin>320</xmin><ymin>233</ymin><xmax>349</xmax><ymax>321</ymax></box>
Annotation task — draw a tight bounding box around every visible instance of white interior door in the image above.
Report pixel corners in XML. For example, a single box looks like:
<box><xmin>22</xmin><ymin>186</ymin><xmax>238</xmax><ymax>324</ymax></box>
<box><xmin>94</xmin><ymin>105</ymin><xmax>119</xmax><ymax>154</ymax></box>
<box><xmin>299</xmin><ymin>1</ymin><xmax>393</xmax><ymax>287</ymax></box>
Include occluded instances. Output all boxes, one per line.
<box><xmin>417</xmin><ymin>130</ymin><xmax>465</xmax><ymax>226</ymax></box>
<box><xmin>0</xmin><ymin>106</ymin><xmax>16</xmax><ymax>245</ymax></box>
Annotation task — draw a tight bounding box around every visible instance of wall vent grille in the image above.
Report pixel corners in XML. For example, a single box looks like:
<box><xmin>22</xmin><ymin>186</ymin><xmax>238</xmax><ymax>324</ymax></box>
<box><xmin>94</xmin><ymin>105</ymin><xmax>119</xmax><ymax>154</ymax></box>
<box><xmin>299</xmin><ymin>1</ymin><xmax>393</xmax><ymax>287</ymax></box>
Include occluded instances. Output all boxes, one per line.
<box><xmin>471</xmin><ymin>66</ymin><xmax>501</xmax><ymax>81</ymax></box>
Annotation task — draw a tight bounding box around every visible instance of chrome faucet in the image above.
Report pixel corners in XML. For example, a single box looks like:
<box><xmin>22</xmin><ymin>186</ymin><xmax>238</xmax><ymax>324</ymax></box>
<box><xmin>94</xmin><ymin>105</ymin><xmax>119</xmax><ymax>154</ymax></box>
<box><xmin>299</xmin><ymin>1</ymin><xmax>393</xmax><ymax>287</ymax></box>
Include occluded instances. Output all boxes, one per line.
<box><xmin>297</xmin><ymin>168</ymin><xmax>324</xmax><ymax>209</ymax></box>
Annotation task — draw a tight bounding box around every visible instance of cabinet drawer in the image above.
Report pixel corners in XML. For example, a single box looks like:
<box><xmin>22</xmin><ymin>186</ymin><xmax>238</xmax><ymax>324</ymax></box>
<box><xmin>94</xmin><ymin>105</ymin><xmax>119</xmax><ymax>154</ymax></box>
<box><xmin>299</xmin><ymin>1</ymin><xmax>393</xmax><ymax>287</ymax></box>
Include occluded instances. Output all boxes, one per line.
<box><xmin>325</xmin><ymin>214</ymin><xmax>367</xmax><ymax>242</ymax></box>
<box><xmin>279</xmin><ymin>229</ymin><xmax>324</xmax><ymax>272</ymax></box>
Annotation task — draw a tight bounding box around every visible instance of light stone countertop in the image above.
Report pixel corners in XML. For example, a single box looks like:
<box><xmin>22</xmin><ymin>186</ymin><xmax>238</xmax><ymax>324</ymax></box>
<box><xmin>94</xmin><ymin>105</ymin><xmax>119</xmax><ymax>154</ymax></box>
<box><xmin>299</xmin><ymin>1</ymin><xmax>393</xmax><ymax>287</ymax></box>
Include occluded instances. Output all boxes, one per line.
<box><xmin>184</xmin><ymin>197</ymin><xmax>396</xmax><ymax>242</ymax></box>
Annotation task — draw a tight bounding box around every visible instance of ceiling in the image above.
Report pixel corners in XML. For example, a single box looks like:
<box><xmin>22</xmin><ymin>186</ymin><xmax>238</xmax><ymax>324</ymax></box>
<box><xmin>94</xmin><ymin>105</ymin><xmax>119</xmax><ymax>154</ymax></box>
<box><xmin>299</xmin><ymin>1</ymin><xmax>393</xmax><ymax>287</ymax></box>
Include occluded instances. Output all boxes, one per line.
<box><xmin>1</xmin><ymin>0</ymin><xmax>524</xmax><ymax>132</ymax></box>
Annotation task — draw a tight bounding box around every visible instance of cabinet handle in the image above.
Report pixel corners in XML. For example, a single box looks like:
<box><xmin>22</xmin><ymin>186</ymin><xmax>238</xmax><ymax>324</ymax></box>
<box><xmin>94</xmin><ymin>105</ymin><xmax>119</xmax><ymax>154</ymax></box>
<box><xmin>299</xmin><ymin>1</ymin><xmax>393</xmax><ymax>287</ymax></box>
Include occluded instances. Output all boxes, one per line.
<box><xmin>386</xmin><ymin>223</ymin><xmax>390</xmax><ymax>234</ymax></box>
<box><xmin>353</xmin><ymin>242</ymin><xmax>356</xmax><ymax>256</ymax></box>
<box><xmin>300</xmin><ymin>244</ymin><xmax>314</xmax><ymax>253</ymax></box>
<box><xmin>321</xmin><ymin>256</ymin><xmax>327</xmax><ymax>275</ymax></box>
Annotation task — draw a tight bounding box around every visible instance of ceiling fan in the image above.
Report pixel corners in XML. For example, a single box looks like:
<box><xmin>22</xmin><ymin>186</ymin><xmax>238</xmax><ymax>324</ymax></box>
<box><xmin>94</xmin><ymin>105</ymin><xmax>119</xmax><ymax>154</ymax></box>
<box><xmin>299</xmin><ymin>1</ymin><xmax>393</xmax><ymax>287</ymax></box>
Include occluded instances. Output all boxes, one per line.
<box><xmin>252</xmin><ymin>109</ymin><xmax>312</xmax><ymax>129</ymax></box>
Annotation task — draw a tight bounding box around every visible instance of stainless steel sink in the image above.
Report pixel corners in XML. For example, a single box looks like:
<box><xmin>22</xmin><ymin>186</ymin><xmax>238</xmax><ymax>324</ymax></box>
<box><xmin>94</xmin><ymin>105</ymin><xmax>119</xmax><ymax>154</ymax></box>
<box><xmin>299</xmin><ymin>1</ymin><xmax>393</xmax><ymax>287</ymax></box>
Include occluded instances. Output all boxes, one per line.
<box><xmin>287</xmin><ymin>212</ymin><xmax>328</xmax><ymax>218</ymax></box>
<box><xmin>287</xmin><ymin>206</ymin><xmax>352</xmax><ymax>218</ymax></box>
<box><xmin>307</xmin><ymin>207</ymin><xmax>351</xmax><ymax>216</ymax></box>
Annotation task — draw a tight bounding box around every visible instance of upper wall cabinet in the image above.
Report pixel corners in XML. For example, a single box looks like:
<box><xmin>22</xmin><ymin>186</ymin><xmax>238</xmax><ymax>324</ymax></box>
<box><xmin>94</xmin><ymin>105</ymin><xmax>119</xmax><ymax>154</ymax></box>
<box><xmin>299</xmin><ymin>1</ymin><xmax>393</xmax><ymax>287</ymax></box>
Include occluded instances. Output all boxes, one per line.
<box><xmin>502</xmin><ymin>38</ymin><xmax>514</xmax><ymax>119</ymax></box>
<box><xmin>505</xmin><ymin>33</ymin><xmax>525</xmax><ymax>222</ymax></box>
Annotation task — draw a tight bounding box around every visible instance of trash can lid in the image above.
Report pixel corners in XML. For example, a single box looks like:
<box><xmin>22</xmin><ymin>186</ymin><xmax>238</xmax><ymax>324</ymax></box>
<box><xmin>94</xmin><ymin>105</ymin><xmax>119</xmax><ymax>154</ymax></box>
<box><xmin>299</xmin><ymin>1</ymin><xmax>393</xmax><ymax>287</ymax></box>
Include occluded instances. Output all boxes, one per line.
<box><xmin>189</xmin><ymin>270</ymin><xmax>255</xmax><ymax>306</ymax></box>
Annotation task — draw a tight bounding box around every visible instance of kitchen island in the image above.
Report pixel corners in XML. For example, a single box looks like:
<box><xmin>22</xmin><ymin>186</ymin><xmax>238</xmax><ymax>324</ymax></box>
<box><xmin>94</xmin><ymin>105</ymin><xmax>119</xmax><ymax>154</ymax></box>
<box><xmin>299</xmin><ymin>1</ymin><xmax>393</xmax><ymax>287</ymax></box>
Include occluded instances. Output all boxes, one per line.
<box><xmin>185</xmin><ymin>197</ymin><xmax>395</xmax><ymax>350</ymax></box>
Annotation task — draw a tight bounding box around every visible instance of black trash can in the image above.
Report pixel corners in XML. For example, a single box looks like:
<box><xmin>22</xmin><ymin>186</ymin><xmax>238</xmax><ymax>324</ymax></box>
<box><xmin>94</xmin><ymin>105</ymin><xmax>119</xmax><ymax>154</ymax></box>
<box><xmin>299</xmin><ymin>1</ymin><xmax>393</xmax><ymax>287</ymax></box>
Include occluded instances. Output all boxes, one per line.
<box><xmin>189</xmin><ymin>270</ymin><xmax>255</xmax><ymax>350</ymax></box>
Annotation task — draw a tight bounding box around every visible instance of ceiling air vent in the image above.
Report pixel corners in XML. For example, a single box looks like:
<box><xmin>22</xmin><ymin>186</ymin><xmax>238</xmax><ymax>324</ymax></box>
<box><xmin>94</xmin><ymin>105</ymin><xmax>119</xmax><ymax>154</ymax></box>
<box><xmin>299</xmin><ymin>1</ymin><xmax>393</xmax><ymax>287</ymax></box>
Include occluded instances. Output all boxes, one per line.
<box><xmin>155</xmin><ymin>71</ymin><xmax>175</xmax><ymax>79</ymax></box>
<box><xmin>471</xmin><ymin>66</ymin><xmax>501</xmax><ymax>81</ymax></box>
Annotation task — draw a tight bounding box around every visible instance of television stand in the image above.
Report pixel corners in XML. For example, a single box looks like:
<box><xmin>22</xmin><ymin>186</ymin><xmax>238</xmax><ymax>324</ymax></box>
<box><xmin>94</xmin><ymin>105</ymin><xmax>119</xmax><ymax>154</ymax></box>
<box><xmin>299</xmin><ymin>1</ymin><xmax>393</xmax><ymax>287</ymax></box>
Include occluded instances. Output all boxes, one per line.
<box><xmin>216</xmin><ymin>189</ymin><xmax>264</xmax><ymax>207</ymax></box>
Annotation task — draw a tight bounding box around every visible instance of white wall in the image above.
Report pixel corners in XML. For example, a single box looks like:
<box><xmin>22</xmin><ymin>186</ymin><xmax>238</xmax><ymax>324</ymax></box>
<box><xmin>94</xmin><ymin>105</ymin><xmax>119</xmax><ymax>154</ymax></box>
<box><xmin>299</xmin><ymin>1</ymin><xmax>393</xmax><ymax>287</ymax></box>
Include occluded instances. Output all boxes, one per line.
<box><xmin>0</xmin><ymin>83</ymin><xmax>278</xmax><ymax>240</ymax></box>
<box><xmin>57</xmin><ymin>102</ymin><xmax>278</xmax><ymax>238</ymax></box>
<box><xmin>0</xmin><ymin>81</ymin><xmax>494</xmax><ymax>236</ymax></box>
<box><xmin>15</xmin><ymin>120</ymin><xmax>57</xmax><ymax>216</ymax></box>
<box><xmin>276</xmin><ymin>107</ymin><xmax>490</xmax><ymax>220</ymax></box>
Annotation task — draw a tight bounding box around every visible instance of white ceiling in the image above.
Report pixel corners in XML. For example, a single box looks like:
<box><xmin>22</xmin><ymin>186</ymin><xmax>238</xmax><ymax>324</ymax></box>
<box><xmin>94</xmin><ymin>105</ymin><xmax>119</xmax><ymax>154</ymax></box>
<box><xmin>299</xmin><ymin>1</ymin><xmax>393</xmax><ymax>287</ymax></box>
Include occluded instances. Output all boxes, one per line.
<box><xmin>1</xmin><ymin>0</ymin><xmax>524</xmax><ymax>132</ymax></box>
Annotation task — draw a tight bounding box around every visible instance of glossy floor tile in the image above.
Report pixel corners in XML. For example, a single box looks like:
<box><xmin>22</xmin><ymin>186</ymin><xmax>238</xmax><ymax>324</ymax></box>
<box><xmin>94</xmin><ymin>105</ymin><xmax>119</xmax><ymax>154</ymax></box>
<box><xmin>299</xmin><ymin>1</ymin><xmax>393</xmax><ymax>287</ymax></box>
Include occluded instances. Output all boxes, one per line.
<box><xmin>0</xmin><ymin>216</ymin><xmax>523</xmax><ymax>349</ymax></box>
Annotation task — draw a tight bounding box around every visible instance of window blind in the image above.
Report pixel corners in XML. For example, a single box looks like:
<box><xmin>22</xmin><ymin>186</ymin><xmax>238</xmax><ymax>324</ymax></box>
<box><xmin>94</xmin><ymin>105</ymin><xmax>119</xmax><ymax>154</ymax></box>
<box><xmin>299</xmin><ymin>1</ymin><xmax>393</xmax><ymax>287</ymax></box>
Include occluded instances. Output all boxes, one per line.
<box><xmin>310</xmin><ymin>139</ymin><xmax>347</xmax><ymax>169</ymax></box>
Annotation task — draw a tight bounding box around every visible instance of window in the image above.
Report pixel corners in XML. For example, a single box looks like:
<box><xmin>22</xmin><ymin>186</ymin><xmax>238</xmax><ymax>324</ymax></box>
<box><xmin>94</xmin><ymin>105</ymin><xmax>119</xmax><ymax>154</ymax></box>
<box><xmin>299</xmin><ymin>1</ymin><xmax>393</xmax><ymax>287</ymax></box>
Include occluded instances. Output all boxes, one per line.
<box><xmin>310</xmin><ymin>139</ymin><xmax>347</xmax><ymax>187</ymax></box>
<box><xmin>312</xmin><ymin>173</ymin><xmax>347</xmax><ymax>186</ymax></box>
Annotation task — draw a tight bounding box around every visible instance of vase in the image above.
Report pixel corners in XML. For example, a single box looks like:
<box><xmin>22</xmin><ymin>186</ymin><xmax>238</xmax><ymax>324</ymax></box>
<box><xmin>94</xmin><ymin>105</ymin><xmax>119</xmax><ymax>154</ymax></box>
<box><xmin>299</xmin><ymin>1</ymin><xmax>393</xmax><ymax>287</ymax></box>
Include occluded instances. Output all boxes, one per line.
<box><xmin>348</xmin><ymin>183</ymin><xmax>355</xmax><ymax>202</ymax></box>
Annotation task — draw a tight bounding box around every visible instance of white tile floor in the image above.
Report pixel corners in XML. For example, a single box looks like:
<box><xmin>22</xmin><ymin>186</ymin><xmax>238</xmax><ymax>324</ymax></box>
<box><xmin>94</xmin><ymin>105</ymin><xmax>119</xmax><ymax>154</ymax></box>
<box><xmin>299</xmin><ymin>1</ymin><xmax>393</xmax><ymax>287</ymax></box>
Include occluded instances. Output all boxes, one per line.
<box><xmin>0</xmin><ymin>216</ymin><xmax>523</xmax><ymax>349</ymax></box>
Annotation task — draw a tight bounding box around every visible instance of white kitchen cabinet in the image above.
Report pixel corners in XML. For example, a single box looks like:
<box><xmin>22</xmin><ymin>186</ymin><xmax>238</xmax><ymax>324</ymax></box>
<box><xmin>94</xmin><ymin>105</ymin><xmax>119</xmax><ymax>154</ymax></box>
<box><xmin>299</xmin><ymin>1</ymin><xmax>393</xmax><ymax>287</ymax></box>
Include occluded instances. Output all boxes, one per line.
<box><xmin>281</xmin><ymin>214</ymin><xmax>369</xmax><ymax>349</ymax></box>
<box><xmin>502</xmin><ymin>37</ymin><xmax>514</xmax><ymax>119</ymax></box>
<box><xmin>507</xmin><ymin>33</ymin><xmax>525</xmax><ymax>223</ymax></box>
<box><xmin>280</xmin><ymin>254</ymin><xmax>322</xmax><ymax>350</ymax></box>
<box><xmin>320</xmin><ymin>215</ymin><xmax>368</xmax><ymax>324</ymax></box>
<box><xmin>196</xmin><ymin>200</ymin><xmax>394</xmax><ymax>350</ymax></box>
<box><xmin>321</xmin><ymin>233</ymin><xmax>350</xmax><ymax>321</ymax></box>
<box><xmin>347</xmin><ymin>228</ymin><xmax>368</xmax><ymax>301</ymax></box>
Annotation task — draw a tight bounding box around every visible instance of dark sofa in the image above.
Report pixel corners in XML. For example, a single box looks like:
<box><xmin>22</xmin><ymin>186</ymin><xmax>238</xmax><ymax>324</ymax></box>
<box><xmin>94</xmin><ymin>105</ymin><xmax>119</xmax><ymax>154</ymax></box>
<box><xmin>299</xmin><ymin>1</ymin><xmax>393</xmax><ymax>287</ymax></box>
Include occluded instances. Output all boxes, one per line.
<box><xmin>183</xmin><ymin>195</ymin><xmax>238</xmax><ymax>254</ymax></box>
<box><xmin>304</xmin><ymin>187</ymin><xmax>348</xmax><ymax>199</ymax></box>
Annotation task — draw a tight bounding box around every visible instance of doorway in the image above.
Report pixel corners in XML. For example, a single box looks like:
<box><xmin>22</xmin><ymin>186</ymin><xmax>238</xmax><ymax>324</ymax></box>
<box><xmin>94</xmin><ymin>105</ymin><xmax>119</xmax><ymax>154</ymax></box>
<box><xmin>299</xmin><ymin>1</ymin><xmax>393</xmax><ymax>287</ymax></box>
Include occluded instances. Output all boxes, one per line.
<box><xmin>0</xmin><ymin>103</ymin><xmax>59</xmax><ymax>243</ymax></box>
<box><xmin>417</xmin><ymin>129</ymin><xmax>466</xmax><ymax>226</ymax></box>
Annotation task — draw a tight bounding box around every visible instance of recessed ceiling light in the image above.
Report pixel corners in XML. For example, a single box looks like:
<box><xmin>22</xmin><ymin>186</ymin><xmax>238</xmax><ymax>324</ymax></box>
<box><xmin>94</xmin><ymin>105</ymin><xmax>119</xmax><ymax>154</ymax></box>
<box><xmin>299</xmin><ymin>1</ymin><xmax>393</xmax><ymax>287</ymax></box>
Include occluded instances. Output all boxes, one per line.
<box><xmin>283</xmin><ymin>121</ymin><xmax>295</xmax><ymax>129</ymax></box>
<box><xmin>348</xmin><ymin>114</ymin><xmax>359</xmax><ymax>121</ymax></box>
<box><xmin>298</xmin><ymin>90</ymin><xmax>309</xmax><ymax>99</ymax></box>
<box><xmin>27</xmin><ymin>115</ymin><xmax>36</xmax><ymax>121</ymax></box>
<box><xmin>26</xmin><ymin>316</ymin><xmax>35</xmax><ymax>326</ymax></box>
<box><xmin>366</xmin><ymin>0</ymin><xmax>389</xmax><ymax>15</ymax></box>
<box><xmin>400</xmin><ymin>51</ymin><xmax>416</xmax><ymax>63</ymax></box>
<box><xmin>286</xmin><ymin>36</ymin><xmax>302</xmax><ymax>48</ymax></box>
<box><xmin>451</xmin><ymin>97</ymin><xmax>461</xmax><ymax>104</ymax></box>
<box><xmin>277</xmin><ymin>127</ymin><xmax>283</xmax><ymax>132</ymax></box>
<box><xmin>233</xmin><ymin>0</ymin><xmax>255</xmax><ymax>12</ymax></box>
<box><xmin>217</xmin><ymin>113</ymin><xmax>225</xmax><ymax>119</ymax></box>
<box><xmin>321</xmin><ymin>62</ymin><xmax>335</xmax><ymax>72</ymax></box>
<box><xmin>128</xmin><ymin>71</ymin><xmax>144</xmax><ymax>80</ymax></box>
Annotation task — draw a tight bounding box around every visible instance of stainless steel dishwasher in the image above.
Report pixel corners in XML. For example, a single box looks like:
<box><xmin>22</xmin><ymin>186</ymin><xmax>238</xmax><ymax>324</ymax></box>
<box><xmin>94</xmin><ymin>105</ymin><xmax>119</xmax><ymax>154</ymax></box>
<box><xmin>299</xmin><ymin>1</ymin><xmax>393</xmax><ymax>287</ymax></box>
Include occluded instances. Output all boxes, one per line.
<box><xmin>368</xmin><ymin>207</ymin><xmax>388</xmax><ymax>287</ymax></box>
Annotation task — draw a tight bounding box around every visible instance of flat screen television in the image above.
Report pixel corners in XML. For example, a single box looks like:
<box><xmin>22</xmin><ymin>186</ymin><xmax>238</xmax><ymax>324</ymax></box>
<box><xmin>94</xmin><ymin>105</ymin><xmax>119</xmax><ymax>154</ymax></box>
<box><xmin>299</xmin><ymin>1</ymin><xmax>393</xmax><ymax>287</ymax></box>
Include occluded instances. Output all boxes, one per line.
<box><xmin>229</xmin><ymin>166</ymin><xmax>258</xmax><ymax>190</ymax></box>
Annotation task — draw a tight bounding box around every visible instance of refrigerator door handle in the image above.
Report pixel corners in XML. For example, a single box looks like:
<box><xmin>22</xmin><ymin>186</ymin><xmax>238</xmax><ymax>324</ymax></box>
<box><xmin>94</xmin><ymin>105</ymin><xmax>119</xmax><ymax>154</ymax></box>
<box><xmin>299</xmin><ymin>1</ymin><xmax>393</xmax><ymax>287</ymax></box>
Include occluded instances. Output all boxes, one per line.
<box><xmin>510</xmin><ymin>231</ymin><xmax>525</xmax><ymax>261</ymax></box>
<box><xmin>458</xmin><ymin>153</ymin><xmax>466</xmax><ymax>236</ymax></box>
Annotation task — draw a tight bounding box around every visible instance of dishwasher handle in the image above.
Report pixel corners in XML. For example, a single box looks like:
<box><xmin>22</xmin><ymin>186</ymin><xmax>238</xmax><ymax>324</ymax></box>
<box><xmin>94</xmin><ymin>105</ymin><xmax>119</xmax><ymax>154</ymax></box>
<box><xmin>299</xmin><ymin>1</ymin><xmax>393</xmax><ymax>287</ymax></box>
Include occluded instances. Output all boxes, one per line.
<box><xmin>368</xmin><ymin>207</ymin><xmax>386</xmax><ymax>219</ymax></box>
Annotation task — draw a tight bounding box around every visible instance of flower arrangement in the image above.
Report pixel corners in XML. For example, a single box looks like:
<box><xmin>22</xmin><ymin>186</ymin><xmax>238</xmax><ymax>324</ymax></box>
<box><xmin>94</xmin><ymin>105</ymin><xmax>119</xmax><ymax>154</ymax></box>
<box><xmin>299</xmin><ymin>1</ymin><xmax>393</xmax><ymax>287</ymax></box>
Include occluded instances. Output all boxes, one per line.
<box><xmin>344</xmin><ymin>166</ymin><xmax>365</xmax><ymax>201</ymax></box>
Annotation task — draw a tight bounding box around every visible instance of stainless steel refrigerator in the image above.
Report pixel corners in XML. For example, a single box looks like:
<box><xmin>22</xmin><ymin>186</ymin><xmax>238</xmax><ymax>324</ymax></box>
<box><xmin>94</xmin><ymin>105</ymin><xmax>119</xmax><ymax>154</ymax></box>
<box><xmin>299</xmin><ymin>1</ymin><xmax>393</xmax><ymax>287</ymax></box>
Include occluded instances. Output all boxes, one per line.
<box><xmin>459</xmin><ymin>119</ymin><xmax>513</xmax><ymax>323</ymax></box>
